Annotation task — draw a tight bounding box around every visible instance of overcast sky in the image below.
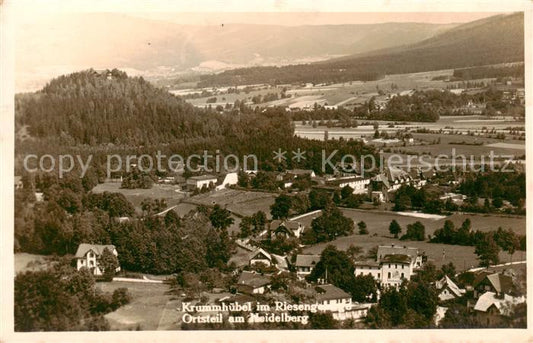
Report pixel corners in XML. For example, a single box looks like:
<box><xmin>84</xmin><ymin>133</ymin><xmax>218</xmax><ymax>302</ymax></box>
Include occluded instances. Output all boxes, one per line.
<box><xmin>7</xmin><ymin>0</ymin><xmax>517</xmax><ymax>26</ymax></box>
<box><xmin>128</xmin><ymin>12</ymin><xmax>501</xmax><ymax>26</ymax></box>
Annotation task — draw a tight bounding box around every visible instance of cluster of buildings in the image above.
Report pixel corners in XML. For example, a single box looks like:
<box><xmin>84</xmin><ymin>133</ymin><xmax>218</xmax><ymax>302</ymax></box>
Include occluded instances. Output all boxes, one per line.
<box><xmin>74</xmin><ymin>237</ymin><xmax>526</xmax><ymax>327</ymax></box>
<box><xmin>151</xmin><ymin>162</ymin><xmax>438</xmax><ymax>208</ymax></box>
<box><xmin>155</xmin><ymin>172</ymin><xmax>240</xmax><ymax>192</ymax></box>
<box><xmin>225</xmin><ymin>243</ymin><xmax>429</xmax><ymax>323</ymax></box>
<box><xmin>433</xmin><ymin>268</ymin><xmax>526</xmax><ymax>326</ymax></box>
<box><xmin>309</xmin><ymin>165</ymin><xmax>434</xmax><ymax>203</ymax></box>
<box><xmin>468</xmin><ymin>270</ymin><xmax>526</xmax><ymax>326</ymax></box>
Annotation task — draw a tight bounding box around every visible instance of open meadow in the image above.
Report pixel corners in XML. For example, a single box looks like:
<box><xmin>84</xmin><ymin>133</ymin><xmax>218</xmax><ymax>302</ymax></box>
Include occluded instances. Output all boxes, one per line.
<box><xmin>294</xmin><ymin>208</ymin><xmax>526</xmax><ymax>236</ymax></box>
<box><xmin>14</xmin><ymin>253</ymin><xmax>52</xmax><ymax>274</ymax></box>
<box><xmin>297</xmin><ymin>208</ymin><xmax>525</xmax><ymax>271</ymax></box>
<box><xmin>301</xmin><ymin>232</ymin><xmax>524</xmax><ymax>272</ymax></box>
<box><xmin>96</xmin><ymin>281</ymin><xmax>180</xmax><ymax>330</ymax></box>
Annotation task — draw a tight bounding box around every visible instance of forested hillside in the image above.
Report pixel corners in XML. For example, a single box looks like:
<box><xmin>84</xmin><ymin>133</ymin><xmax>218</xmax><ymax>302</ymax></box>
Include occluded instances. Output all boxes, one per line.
<box><xmin>197</xmin><ymin>13</ymin><xmax>524</xmax><ymax>87</ymax></box>
<box><xmin>15</xmin><ymin>69</ymin><xmax>231</xmax><ymax>146</ymax></box>
<box><xmin>15</xmin><ymin>69</ymin><xmax>377</xmax><ymax>175</ymax></box>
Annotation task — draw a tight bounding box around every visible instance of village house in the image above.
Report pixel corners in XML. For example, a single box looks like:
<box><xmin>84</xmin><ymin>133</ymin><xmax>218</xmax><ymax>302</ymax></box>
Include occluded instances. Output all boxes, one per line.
<box><xmin>435</xmin><ymin>275</ymin><xmax>466</xmax><ymax>301</ymax></box>
<box><xmin>473</xmin><ymin>291</ymin><xmax>526</xmax><ymax>327</ymax></box>
<box><xmin>354</xmin><ymin>244</ymin><xmax>424</xmax><ymax>287</ymax></box>
<box><xmin>408</xmin><ymin>167</ymin><xmax>435</xmax><ymax>188</ymax></box>
<box><xmin>473</xmin><ymin>272</ymin><xmax>514</xmax><ymax>298</ymax></box>
<box><xmin>325</xmin><ymin>176</ymin><xmax>371</xmax><ymax>195</ymax></box>
<box><xmin>229</xmin><ymin>243</ymin><xmax>288</xmax><ymax>272</ymax></box>
<box><xmin>295</xmin><ymin>254</ymin><xmax>321</xmax><ymax>278</ymax></box>
<box><xmin>276</xmin><ymin>173</ymin><xmax>297</xmax><ymax>189</ymax></box>
<box><xmin>314</xmin><ymin>284</ymin><xmax>371</xmax><ymax>321</ymax></box>
<box><xmin>383</xmin><ymin>166</ymin><xmax>414</xmax><ymax>191</ymax></box>
<box><xmin>269</xmin><ymin>220</ymin><xmax>305</xmax><ymax>239</ymax></box>
<box><xmin>75</xmin><ymin>243</ymin><xmax>120</xmax><ymax>276</ymax></box>
<box><xmin>215</xmin><ymin>172</ymin><xmax>239</xmax><ymax>190</ymax></box>
<box><xmin>15</xmin><ymin>176</ymin><xmax>23</xmax><ymax>190</ymax></box>
<box><xmin>236</xmin><ymin>271</ymin><xmax>272</xmax><ymax>295</ymax></box>
<box><xmin>276</xmin><ymin>169</ymin><xmax>317</xmax><ymax>189</ymax></box>
<box><xmin>333</xmin><ymin>161</ymin><xmax>359</xmax><ymax>175</ymax></box>
<box><xmin>369</xmin><ymin>175</ymin><xmax>390</xmax><ymax>203</ymax></box>
<box><xmin>186</xmin><ymin>175</ymin><xmax>218</xmax><ymax>190</ymax></box>
<box><xmin>249</xmin><ymin>248</ymin><xmax>273</xmax><ymax>267</ymax></box>
<box><xmin>285</xmin><ymin>169</ymin><xmax>316</xmax><ymax>179</ymax></box>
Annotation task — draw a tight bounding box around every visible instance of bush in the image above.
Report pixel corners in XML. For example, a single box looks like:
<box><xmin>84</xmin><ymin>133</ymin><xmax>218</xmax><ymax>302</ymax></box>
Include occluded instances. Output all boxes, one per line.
<box><xmin>85</xmin><ymin>315</ymin><xmax>110</xmax><ymax>331</ymax></box>
<box><xmin>111</xmin><ymin>288</ymin><xmax>131</xmax><ymax>309</ymax></box>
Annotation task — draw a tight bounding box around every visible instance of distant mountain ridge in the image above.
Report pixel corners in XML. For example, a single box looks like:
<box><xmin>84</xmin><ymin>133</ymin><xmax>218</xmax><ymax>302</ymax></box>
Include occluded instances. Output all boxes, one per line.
<box><xmin>197</xmin><ymin>12</ymin><xmax>524</xmax><ymax>86</ymax></box>
<box><xmin>15</xmin><ymin>13</ymin><xmax>455</xmax><ymax>91</ymax></box>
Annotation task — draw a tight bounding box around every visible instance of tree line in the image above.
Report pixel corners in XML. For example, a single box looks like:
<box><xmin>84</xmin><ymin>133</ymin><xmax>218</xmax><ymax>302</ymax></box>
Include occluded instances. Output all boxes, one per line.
<box><xmin>15</xmin><ymin>259</ymin><xmax>131</xmax><ymax>331</ymax></box>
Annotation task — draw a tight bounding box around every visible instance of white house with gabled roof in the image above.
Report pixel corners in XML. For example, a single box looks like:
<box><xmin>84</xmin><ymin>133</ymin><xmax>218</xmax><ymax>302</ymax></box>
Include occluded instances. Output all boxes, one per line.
<box><xmin>75</xmin><ymin>243</ymin><xmax>120</xmax><ymax>276</ymax></box>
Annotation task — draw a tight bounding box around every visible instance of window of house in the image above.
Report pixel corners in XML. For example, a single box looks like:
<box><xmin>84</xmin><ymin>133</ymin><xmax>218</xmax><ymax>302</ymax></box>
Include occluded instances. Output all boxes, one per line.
<box><xmin>388</xmin><ymin>272</ymin><xmax>391</xmax><ymax>278</ymax></box>
<box><xmin>395</xmin><ymin>264</ymin><xmax>397</xmax><ymax>269</ymax></box>
<box><xmin>401</xmin><ymin>273</ymin><xmax>404</xmax><ymax>279</ymax></box>
<box><xmin>378</xmin><ymin>273</ymin><xmax>380</xmax><ymax>278</ymax></box>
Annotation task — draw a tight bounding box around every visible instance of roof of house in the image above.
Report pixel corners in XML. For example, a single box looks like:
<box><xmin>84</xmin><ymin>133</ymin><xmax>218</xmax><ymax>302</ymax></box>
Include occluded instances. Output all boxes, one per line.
<box><xmin>381</xmin><ymin>254</ymin><xmax>411</xmax><ymax>264</ymax></box>
<box><xmin>286</xmin><ymin>169</ymin><xmax>315</xmax><ymax>176</ymax></box>
<box><xmin>249</xmin><ymin>248</ymin><xmax>272</xmax><ymax>262</ymax></box>
<box><xmin>237</xmin><ymin>271</ymin><xmax>271</xmax><ymax>288</ymax></box>
<box><xmin>377</xmin><ymin>245</ymin><xmax>419</xmax><ymax>262</ymax></box>
<box><xmin>75</xmin><ymin>243</ymin><xmax>116</xmax><ymax>258</ymax></box>
<box><xmin>187</xmin><ymin>175</ymin><xmax>218</xmax><ymax>181</ymax></box>
<box><xmin>474</xmin><ymin>272</ymin><xmax>513</xmax><ymax>294</ymax></box>
<box><xmin>473</xmin><ymin>291</ymin><xmax>525</xmax><ymax>316</ymax></box>
<box><xmin>315</xmin><ymin>284</ymin><xmax>351</xmax><ymax>302</ymax></box>
<box><xmin>436</xmin><ymin>276</ymin><xmax>466</xmax><ymax>298</ymax></box>
<box><xmin>272</xmin><ymin>224</ymin><xmax>293</xmax><ymax>236</ymax></box>
<box><xmin>272</xmin><ymin>254</ymin><xmax>289</xmax><ymax>270</ymax></box>
<box><xmin>326</xmin><ymin>177</ymin><xmax>369</xmax><ymax>186</ymax></box>
<box><xmin>385</xmin><ymin>166</ymin><xmax>412</xmax><ymax>182</ymax></box>
<box><xmin>269</xmin><ymin>220</ymin><xmax>284</xmax><ymax>230</ymax></box>
<box><xmin>270</xmin><ymin>220</ymin><xmax>302</xmax><ymax>232</ymax></box>
<box><xmin>354</xmin><ymin>260</ymin><xmax>381</xmax><ymax>268</ymax></box>
<box><xmin>295</xmin><ymin>254</ymin><xmax>321</xmax><ymax>268</ymax></box>
<box><xmin>218</xmin><ymin>293</ymin><xmax>256</xmax><ymax>304</ymax></box>
<box><xmin>372</xmin><ymin>174</ymin><xmax>391</xmax><ymax>189</ymax></box>
<box><xmin>285</xmin><ymin>221</ymin><xmax>302</xmax><ymax>230</ymax></box>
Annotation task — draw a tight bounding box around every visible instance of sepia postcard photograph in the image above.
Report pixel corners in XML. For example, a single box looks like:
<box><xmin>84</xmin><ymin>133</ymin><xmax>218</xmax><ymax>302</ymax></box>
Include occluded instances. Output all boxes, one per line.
<box><xmin>1</xmin><ymin>0</ymin><xmax>532</xmax><ymax>342</ymax></box>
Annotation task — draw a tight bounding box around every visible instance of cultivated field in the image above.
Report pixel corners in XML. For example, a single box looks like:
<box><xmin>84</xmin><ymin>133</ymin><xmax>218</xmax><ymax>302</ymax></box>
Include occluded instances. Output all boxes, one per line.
<box><xmin>91</xmin><ymin>182</ymin><xmax>186</xmax><ymax>212</ymax></box>
<box><xmin>181</xmin><ymin>69</ymin><xmax>462</xmax><ymax>110</ymax></box>
<box><xmin>294</xmin><ymin>115</ymin><xmax>524</xmax><ymax>143</ymax></box>
<box><xmin>186</xmin><ymin>189</ymin><xmax>277</xmax><ymax>218</ymax></box>
<box><xmin>96</xmin><ymin>280</ymin><xmax>180</xmax><ymax>330</ymax></box>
